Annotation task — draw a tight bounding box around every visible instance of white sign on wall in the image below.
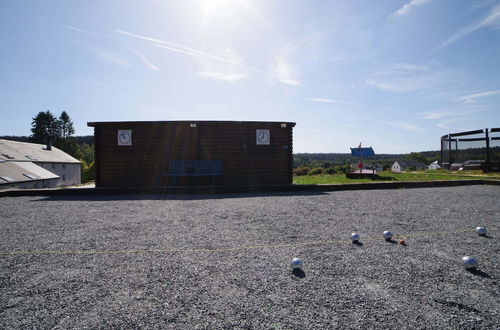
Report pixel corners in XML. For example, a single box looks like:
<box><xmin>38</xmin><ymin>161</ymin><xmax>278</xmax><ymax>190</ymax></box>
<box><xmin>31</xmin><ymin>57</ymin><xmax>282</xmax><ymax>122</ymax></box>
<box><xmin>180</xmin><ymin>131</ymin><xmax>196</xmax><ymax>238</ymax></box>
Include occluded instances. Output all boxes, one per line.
<box><xmin>117</xmin><ymin>130</ymin><xmax>132</xmax><ymax>146</ymax></box>
<box><xmin>256</xmin><ymin>129</ymin><xmax>270</xmax><ymax>145</ymax></box>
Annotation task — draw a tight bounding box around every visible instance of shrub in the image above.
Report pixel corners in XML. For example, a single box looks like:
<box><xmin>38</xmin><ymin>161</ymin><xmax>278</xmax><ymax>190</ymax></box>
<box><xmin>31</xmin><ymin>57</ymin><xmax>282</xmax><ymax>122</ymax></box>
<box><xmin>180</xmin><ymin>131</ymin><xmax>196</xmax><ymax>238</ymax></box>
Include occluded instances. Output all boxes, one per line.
<box><xmin>336</xmin><ymin>165</ymin><xmax>351</xmax><ymax>174</ymax></box>
<box><xmin>81</xmin><ymin>161</ymin><xmax>96</xmax><ymax>183</ymax></box>
<box><xmin>293</xmin><ymin>167</ymin><xmax>311</xmax><ymax>176</ymax></box>
<box><xmin>308</xmin><ymin>167</ymin><xmax>323</xmax><ymax>175</ymax></box>
<box><xmin>323</xmin><ymin>167</ymin><xmax>337</xmax><ymax>175</ymax></box>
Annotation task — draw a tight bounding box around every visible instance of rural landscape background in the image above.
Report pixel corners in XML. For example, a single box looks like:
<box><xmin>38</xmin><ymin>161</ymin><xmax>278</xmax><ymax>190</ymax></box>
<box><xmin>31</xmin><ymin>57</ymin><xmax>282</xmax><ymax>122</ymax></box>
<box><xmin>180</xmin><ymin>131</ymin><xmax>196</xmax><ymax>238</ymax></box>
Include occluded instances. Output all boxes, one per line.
<box><xmin>0</xmin><ymin>109</ymin><xmax>443</xmax><ymax>184</ymax></box>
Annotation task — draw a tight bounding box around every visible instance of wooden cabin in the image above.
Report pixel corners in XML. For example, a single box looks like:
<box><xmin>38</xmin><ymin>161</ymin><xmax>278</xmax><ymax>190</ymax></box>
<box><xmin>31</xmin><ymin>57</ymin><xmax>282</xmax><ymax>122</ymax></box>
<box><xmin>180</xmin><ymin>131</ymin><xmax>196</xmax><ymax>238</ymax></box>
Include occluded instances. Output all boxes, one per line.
<box><xmin>87</xmin><ymin>121</ymin><xmax>295</xmax><ymax>188</ymax></box>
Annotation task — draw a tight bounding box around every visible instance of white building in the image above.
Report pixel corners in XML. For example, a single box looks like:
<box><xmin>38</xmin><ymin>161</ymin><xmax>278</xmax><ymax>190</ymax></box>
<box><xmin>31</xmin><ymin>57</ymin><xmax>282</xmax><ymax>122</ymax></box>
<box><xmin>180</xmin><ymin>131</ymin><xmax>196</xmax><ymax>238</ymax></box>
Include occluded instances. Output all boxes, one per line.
<box><xmin>0</xmin><ymin>161</ymin><xmax>59</xmax><ymax>189</ymax></box>
<box><xmin>391</xmin><ymin>160</ymin><xmax>427</xmax><ymax>173</ymax></box>
<box><xmin>0</xmin><ymin>139</ymin><xmax>81</xmax><ymax>188</ymax></box>
<box><xmin>428</xmin><ymin>161</ymin><xmax>441</xmax><ymax>170</ymax></box>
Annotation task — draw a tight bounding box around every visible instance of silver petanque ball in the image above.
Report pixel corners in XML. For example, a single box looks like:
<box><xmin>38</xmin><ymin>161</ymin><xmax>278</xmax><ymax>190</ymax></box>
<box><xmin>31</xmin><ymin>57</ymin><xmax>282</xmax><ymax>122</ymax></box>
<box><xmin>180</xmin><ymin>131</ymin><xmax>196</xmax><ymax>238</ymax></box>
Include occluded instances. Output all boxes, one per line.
<box><xmin>291</xmin><ymin>258</ymin><xmax>304</xmax><ymax>269</ymax></box>
<box><xmin>383</xmin><ymin>231</ymin><xmax>393</xmax><ymax>240</ymax></box>
<box><xmin>351</xmin><ymin>233</ymin><xmax>360</xmax><ymax>242</ymax></box>
<box><xmin>475</xmin><ymin>227</ymin><xmax>487</xmax><ymax>236</ymax></box>
<box><xmin>462</xmin><ymin>256</ymin><xmax>478</xmax><ymax>269</ymax></box>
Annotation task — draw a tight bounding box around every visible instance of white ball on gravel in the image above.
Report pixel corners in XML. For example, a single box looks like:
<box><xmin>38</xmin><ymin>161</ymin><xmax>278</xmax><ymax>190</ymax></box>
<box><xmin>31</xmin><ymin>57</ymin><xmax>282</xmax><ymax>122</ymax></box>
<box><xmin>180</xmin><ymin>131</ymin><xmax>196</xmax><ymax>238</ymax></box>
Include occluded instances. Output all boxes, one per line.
<box><xmin>383</xmin><ymin>231</ymin><xmax>393</xmax><ymax>240</ymax></box>
<box><xmin>475</xmin><ymin>227</ymin><xmax>487</xmax><ymax>236</ymax></box>
<box><xmin>291</xmin><ymin>258</ymin><xmax>304</xmax><ymax>269</ymax></box>
<box><xmin>351</xmin><ymin>233</ymin><xmax>360</xmax><ymax>242</ymax></box>
<box><xmin>462</xmin><ymin>256</ymin><xmax>478</xmax><ymax>269</ymax></box>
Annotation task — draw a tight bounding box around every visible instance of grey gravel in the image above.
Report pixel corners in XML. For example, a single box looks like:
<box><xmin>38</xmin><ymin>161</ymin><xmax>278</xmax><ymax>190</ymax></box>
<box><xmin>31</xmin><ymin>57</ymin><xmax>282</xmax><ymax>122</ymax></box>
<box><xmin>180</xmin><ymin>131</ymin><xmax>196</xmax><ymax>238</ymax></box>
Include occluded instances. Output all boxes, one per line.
<box><xmin>1</xmin><ymin>186</ymin><xmax>499</xmax><ymax>329</ymax></box>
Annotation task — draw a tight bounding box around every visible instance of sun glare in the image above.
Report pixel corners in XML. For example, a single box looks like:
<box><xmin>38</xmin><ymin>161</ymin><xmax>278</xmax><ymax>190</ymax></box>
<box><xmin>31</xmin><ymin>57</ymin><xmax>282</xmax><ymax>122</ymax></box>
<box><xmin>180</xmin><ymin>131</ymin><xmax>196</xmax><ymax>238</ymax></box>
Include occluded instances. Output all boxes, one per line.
<box><xmin>202</xmin><ymin>0</ymin><xmax>241</xmax><ymax>25</ymax></box>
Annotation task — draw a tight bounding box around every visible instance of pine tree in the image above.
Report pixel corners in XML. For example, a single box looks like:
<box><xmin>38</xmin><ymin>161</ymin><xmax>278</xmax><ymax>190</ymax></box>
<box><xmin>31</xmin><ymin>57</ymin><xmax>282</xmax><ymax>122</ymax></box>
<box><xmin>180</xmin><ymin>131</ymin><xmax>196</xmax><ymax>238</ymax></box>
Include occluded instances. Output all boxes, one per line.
<box><xmin>59</xmin><ymin>111</ymin><xmax>75</xmax><ymax>138</ymax></box>
<box><xmin>30</xmin><ymin>111</ymin><xmax>60</xmax><ymax>144</ymax></box>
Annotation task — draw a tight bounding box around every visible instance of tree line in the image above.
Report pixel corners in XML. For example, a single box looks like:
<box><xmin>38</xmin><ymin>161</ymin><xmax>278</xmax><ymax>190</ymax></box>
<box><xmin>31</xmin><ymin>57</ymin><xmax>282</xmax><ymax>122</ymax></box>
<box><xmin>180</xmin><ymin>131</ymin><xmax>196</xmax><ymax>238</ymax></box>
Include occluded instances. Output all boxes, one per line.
<box><xmin>293</xmin><ymin>151</ymin><xmax>440</xmax><ymax>176</ymax></box>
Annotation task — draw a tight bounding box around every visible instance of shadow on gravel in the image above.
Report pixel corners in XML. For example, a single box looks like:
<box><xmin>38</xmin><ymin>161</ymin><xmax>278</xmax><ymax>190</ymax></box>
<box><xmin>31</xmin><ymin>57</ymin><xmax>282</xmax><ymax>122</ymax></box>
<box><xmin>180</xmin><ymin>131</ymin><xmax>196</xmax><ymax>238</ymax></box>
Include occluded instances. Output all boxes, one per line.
<box><xmin>292</xmin><ymin>269</ymin><xmax>306</xmax><ymax>278</ymax></box>
<box><xmin>353</xmin><ymin>241</ymin><xmax>364</xmax><ymax>246</ymax></box>
<box><xmin>32</xmin><ymin>191</ymin><xmax>328</xmax><ymax>202</ymax></box>
<box><xmin>466</xmin><ymin>269</ymin><xmax>492</xmax><ymax>278</ymax></box>
<box><xmin>385</xmin><ymin>239</ymin><xmax>397</xmax><ymax>244</ymax></box>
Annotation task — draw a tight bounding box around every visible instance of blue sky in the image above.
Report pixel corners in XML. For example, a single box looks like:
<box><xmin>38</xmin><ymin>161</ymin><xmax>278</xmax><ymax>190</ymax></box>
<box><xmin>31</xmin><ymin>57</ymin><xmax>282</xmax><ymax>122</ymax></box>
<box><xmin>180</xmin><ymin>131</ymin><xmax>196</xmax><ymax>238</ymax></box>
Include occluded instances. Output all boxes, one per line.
<box><xmin>1</xmin><ymin>0</ymin><xmax>499</xmax><ymax>153</ymax></box>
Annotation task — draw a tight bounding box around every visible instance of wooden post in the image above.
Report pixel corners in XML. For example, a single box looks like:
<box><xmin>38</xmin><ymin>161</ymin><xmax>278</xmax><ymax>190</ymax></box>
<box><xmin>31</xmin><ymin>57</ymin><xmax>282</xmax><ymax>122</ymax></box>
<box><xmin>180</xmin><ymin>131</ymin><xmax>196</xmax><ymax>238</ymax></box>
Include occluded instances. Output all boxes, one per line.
<box><xmin>485</xmin><ymin>128</ymin><xmax>490</xmax><ymax>172</ymax></box>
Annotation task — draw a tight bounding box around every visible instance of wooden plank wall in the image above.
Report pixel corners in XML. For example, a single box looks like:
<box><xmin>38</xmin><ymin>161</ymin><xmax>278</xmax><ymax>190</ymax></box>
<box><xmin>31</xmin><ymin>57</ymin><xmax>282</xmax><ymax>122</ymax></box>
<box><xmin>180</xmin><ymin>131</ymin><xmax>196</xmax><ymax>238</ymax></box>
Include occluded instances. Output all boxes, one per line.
<box><xmin>93</xmin><ymin>121</ymin><xmax>294</xmax><ymax>188</ymax></box>
<box><xmin>198</xmin><ymin>122</ymin><xmax>291</xmax><ymax>185</ymax></box>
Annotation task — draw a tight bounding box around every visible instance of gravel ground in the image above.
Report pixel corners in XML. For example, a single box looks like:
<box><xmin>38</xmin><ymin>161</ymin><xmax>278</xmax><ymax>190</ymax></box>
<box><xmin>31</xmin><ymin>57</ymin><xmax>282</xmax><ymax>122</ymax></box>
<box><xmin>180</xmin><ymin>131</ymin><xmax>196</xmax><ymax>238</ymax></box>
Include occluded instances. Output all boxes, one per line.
<box><xmin>0</xmin><ymin>186</ymin><xmax>499</xmax><ymax>329</ymax></box>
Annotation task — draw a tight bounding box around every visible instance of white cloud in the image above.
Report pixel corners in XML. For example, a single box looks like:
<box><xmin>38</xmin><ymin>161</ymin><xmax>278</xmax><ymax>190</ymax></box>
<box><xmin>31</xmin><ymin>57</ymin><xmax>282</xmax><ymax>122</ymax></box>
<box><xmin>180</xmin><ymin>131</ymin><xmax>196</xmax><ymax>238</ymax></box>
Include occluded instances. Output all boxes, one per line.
<box><xmin>267</xmin><ymin>45</ymin><xmax>302</xmax><ymax>86</ymax></box>
<box><xmin>419</xmin><ymin>112</ymin><xmax>446</xmax><ymax>119</ymax></box>
<box><xmin>93</xmin><ymin>49</ymin><xmax>129</xmax><ymax>67</ymax></box>
<box><xmin>436</xmin><ymin>118</ymin><xmax>464</xmax><ymax>129</ymax></box>
<box><xmin>116</xmin><ymin>29</ymin><xmax>303</xmax><ymax>85</ymax></box>
<box><xmin>306</xmin><ymin>97</ymin><xmax>351</xmax><ymax>105</ymax></box>
<box><xmin>197</xmin><ymin>72</ymin><xmax>247</xmax><ymax>82</ymax></box>
<box><xmin>196</xmin><ymin>48</ymin><xmax>248</xmax><ymax>83</ymax></box>
<box><xmin>392</xmin><ymin>63</ymin><xmax>428</xmax><ymax>71</ymax></box>
<box><xmin>63</xmin><ymin>25</ymin><xmax>113</xmax><ymax>39</ymax></box>
<box><xmin>393</xmin><ymin>0</ymin><xmax>431</xmax><ymax>17</ymax></box>
<box><xmin>419</xmin><ymin>108</ymin><xmax>485</xmax><ymax>120</ymax></box>
<box><xmin>131</xmin><ymin>49</ymin><xmax>161</xmax><ymax>71</ymax></box>
<box><xmin>387</xmin><ymin>122</ymin><xmax>425</xmax><ymax>133</ymax></box>
<box><xmin>365</xmin><ymin>63</ymin><xmax>452</xmax><ymax>93</ymax></box>
<box><xmin>437</xmin><ymin>4</ymin><xmax>500</xmax><ymax>50</ymax></box>
<box><xmin>455</xmin><ymin>90</ymin><xmax>500</xmax><ymax>103</ymax></box>
<box><xmin>65</xmin><ymin>25</ymin><xmax>162</xmax><ymax>71</ymax></box>
<box><xmin>269</xmin><ymin>58</ymin><xmax>301</xmax><ymax>86</ymax></box>
<box><xmin>115</xmin><ymin>29</ymin><xmax>242</xmax><ymax>66</ymax></box>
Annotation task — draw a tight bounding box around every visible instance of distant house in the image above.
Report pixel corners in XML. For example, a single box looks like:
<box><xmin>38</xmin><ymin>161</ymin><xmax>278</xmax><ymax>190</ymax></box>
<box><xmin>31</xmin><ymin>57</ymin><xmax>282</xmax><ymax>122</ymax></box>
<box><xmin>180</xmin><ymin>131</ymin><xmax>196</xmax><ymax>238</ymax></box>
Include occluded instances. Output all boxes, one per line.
<box><xmin>391</xmin><ymin>160</ymin><xmax>427</xmax><ymax>173</ymax></box>
<box><xmin>0</xmin><ymin>139</ymin><xmax>81</xmax><ymax>188</ymax></box>
<box><xmin>367</xmin><ymin>162</ymin><xmax>384</xmax><ymax>172</ymax></box>
<box><xmin>428</xmin><ymin>161</ymin><xmax>441</xmax><ymax>170</ymax></box>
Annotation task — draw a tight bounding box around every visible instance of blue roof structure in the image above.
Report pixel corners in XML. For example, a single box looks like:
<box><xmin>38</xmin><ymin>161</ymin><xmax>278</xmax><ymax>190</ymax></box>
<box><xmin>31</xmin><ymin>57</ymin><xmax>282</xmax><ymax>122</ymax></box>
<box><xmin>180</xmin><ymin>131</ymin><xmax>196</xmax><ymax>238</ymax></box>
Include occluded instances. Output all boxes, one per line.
<box><xmin>350</xmin><ymin>147</ymin><xmax>375</xmax><ymax>157</ymax></box>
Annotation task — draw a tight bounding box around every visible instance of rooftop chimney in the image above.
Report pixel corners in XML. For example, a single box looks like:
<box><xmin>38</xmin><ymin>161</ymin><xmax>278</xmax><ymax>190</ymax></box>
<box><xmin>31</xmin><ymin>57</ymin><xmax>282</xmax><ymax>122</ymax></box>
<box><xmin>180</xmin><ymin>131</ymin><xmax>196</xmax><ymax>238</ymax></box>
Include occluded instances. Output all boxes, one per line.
<box><xmin>46</xmin><ymin>141</ymin><xmax>52</xmax><ymax>151</ymax></box>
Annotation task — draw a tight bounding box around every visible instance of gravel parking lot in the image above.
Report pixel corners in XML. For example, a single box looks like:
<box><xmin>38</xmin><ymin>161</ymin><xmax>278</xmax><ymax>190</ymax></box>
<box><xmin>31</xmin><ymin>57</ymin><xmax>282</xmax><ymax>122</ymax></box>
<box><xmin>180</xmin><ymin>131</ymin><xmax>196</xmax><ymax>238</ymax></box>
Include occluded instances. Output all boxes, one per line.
<box><xmin>1</xmin><ymin>185</ymin><xmax>499</xmax><ymax>329</ymax></box>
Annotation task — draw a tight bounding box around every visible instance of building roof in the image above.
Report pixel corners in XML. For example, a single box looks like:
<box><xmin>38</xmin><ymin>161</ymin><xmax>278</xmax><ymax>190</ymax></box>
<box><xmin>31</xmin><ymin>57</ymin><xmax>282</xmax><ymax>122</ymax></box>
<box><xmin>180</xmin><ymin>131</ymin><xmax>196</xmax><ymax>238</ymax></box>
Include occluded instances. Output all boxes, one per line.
<box><xmin>87</xmin><ymin>120</ymin><xmax>296</xmax><ymax>127</ymax></box>
<box><xmin>395</xmin><ymin>160</ymin><xmax>428</xmax><ymax>168</ymax></box>
<box><xmin>0</xmin><ymin>139</ymin><xmax>81</xmax><ymax>164</ymax></box>
<box><xmin>0</xmin><ymin>161</ymin><xmax>59</xmax><ymax>185</ymax></box>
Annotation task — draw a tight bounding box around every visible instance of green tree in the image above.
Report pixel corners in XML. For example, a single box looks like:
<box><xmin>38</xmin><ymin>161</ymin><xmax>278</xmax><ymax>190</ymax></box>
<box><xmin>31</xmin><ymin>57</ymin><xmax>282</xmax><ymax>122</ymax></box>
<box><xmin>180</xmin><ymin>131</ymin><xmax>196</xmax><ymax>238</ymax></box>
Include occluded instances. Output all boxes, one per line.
<box><xmin>59</xmin><ymin>111</ymin><xmax>75</xmax><ymax>138</ymax></box>
<box><xmin>53</xmin><ymin>138</ymin><xmax>83</xmax><ymax>160</ymax></box>
<box><xmin>323</xmin><ymin>167</ymin><xmax>337</xmax><ymax>174</ymax></box>
<box><xmin>30</xmin><ymin>111</ymin><xmax>60</xmax><ymax>144</ymax></box>
<box><xmin>81</xmin><ymin>160</ymin><xmax>96</xmax><ymax>183</ymax></box>
<box><xmin>308</xmin><ymin>167</ymin><xmax>323</xmax><ymax>175</ymax></box>
<box><xmin>80</xmin><ymin>143</ymin><xmax>95</xmax><ymax>164</ymax></box>
<box><xmin>293</xmin><ymin>167</ymin><xmax>311</xmax><ymax>176</ymax></box>
<box><xmin>406</xmin><ymin>152</ymin><xmax>430</xmax><ymax>165</ymax></box>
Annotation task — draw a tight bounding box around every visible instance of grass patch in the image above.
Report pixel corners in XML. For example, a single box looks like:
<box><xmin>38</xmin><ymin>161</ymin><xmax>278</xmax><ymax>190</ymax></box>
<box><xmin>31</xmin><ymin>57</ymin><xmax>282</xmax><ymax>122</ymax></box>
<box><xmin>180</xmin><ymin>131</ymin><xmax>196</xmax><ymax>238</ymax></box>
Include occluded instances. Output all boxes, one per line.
<box><xmin>293</xmin><ymin>170</ymin><xmax>500</xmax><ymax>185</ymax></box>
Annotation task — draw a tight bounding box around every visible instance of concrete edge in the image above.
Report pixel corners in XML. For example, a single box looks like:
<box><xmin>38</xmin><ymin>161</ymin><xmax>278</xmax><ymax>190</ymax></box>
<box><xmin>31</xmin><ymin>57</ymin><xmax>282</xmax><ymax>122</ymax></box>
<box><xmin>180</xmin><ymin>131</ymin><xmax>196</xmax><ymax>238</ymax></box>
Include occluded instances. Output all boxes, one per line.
<box><xmin>0</xmin><ymin>180</ymin><xmax>499</xmax><ymax>197</ymax></box>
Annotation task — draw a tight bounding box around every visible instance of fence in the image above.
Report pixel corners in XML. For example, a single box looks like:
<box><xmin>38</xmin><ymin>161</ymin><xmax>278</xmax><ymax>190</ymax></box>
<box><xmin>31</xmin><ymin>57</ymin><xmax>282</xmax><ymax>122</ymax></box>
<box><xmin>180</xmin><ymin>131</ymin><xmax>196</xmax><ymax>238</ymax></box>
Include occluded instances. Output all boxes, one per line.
<box><xmin>441</xmin><ymin>128</ymin><xmax>500</xmax><ymax>172</ymax></box>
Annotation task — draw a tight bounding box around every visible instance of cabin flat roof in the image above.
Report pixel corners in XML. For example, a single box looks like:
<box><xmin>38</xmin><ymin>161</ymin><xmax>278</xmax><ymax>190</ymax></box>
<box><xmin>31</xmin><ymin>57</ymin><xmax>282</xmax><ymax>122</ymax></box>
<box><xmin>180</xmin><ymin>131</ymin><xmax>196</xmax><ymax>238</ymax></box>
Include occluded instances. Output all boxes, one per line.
<box><xmin>87</xmin><ymin>120</ymin><xmax>296</xmax><ymax>127</ymax></box>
